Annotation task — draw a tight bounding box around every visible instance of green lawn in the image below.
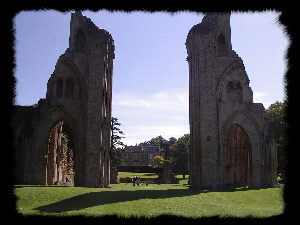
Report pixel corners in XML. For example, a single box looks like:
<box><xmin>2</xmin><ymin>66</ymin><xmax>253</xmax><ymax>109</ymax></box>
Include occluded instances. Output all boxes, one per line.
<box><xmin>14</xmin><ymin>173</ymin><xmax>284</xmax><ymax>218</ymax></box>
<box><xmin>118</xmin><ymin>171</ymin><xmax>159</xmax><ymax>178</ymax></box>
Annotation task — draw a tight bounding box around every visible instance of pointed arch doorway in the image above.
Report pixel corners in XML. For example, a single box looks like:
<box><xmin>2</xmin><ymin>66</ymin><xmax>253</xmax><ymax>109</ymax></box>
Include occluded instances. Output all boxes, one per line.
<box><xmin>224</xmin><ymin>124</ymin><xmax>250</xmax><ymax>187</ymax></box>
<box><xmin>45</xmin><ymin>121</ymin><xmax>74</xmax><ymax>186</ymax></box>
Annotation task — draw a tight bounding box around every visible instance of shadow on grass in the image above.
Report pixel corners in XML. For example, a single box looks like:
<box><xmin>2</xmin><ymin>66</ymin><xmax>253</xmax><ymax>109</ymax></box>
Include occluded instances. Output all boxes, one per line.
<box><xmin>15</xmin><ymin>185</ymin><xmax>72</xmax><ymax>188</ymax></box>
<box><xmin>143</xmin><ymin>173</ymin><xmax>158</xmax><ymax>177</ymax></box>
<box><xmin>34</xmin><ymin>189</ymin><xmax>200</xmax><ymax>213</ymax></box>
<box><xmin>34</xmin><ymin>186</ymin><xmax>253</xmax><ymax>213</ymax></box>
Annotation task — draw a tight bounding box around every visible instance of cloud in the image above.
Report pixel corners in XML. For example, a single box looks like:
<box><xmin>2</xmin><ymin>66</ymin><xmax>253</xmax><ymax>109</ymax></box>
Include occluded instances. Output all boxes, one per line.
<box><xmin>113</xmin><ymin>88</ymin><xmax>188</xmax><ymax>112</ymax></box>
<box><xmin>112</xmin><ymin>89</ymin><xmax>189</xmax><ymax>145</ymax></box>
<box><xmin>122</xmin><ymin>124</ymin><xmax>190</xmax><ymax>146</ymax></box>
<box><xmin>253</xmin><ymin>91</ymin><xmax>267</xmax><ymax>100</ymax></box>
<box><xmin>253</xmin><ymin>91</ymin><xmax>272</xmax><ymax>108</ymax></box>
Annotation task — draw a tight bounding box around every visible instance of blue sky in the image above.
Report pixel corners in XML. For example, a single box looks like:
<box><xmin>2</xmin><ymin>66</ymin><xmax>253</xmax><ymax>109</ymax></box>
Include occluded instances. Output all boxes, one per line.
<box><xmin>14</xmin><ymin>10</ymin><xmax>289</xmax><ymax>145</ymax></box>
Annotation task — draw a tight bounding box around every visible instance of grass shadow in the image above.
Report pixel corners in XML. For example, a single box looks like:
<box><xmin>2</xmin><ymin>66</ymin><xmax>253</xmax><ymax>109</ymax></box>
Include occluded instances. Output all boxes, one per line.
<box><xmin>14</xmin><ymin>185</ymin><xmax>72</xmax><ymax>188</ymax></box>
<box><xmin>34</xmin><ymin>189</ymin><xmax>202</xmax><ymax>213</ymax></box>
<box><xmin>143</xmin><ymin>173</ymin><xmax>158</xmax><ymax>177</ymax></box>
<box><xmin>34</xmin><ymin>186</ymin><xmax>260</xmax><ymax>213</ymax></box>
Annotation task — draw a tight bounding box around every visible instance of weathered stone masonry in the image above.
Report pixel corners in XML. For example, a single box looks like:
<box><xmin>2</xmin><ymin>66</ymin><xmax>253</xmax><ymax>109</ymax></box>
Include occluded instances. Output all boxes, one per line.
<box><xmin>46</xmin><ymin>121</ymin><xmax>74</xmax><ymax>185</ymax></box>
<box><xmin>12</xmin><ymin>11</ymin><xmax>114</xmax><ymax>187</ymax></box>
<box><xmin>13</xmin><ymin>12</ymin><xmax>277</xmax><ymax>190</ymax></box>
<box><xmin>186</xmin><ymin>13</ymin><xmax>277</xmax><ymax>189</ymax></box>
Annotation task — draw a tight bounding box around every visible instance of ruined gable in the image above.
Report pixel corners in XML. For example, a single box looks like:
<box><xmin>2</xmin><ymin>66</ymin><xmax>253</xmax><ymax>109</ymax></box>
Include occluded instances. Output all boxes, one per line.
<box><xmin>13</xmin><ymin>11</ymin><xmax>114</xmax><ymax>187</ymax></box>
<box><xmin>186</xmin><ymin>13</ymin><xmax>277</xmax><ymax>189</ymax></box>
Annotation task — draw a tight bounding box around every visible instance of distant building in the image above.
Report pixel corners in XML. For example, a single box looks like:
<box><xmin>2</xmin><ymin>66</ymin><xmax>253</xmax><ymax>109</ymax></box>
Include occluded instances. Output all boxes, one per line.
<box><xmin>120</xmin><ymin>146</ymin><xmax>160</xmax><ymax>167</ymax></box>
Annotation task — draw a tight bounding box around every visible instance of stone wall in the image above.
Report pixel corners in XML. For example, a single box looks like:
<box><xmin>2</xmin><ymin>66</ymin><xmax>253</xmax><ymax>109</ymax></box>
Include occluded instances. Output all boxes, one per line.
<box><xmin>12</xmin><ymin>11</ymin><xmax>114</xmax><ymax>187</ymax></box>
<box><xmin>156</xmin><ymin>161</ymin><xmax>179</xmax><ymax>184</ymax></box>
<box><xmin>110</xmin><ymin>167</ymin><xmax>119</xmax><ymax>184</ymax></box>
<box><xmin>186</xmin><ymin>13</ymin><xmax>277</xmax><ymax>189</ymax></box>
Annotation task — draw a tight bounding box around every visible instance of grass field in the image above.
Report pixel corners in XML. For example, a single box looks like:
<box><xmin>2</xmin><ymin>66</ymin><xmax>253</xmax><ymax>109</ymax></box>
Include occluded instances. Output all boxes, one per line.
<box><xmin>118</xmin><ymin>171</ymin><xmax>159</xmax><ymax>178</ymax></box>
<box><xmin>14</xmin><ymin>173</ymin><xmax>284</xmax><ymax>218</ymax></box>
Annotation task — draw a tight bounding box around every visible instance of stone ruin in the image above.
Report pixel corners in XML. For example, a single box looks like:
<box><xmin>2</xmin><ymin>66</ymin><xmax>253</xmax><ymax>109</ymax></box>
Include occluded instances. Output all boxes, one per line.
<box><xmin>12</xmin><ymin>12</ymin><xmax>278</xmax><ymax>190</ymax></box>
<box><xmin>156</xmin><ymin>161</ymin><xmax>179</xmax><ymax>184</ymax></box>
<box><xmin>46</xmin><ymin>121</ymin><xmax>74</xmax><ymax>185</ymax></box>
<box><xmin>110</xmin><ymin>167</ymin><xmax>119</xmax><ymax>184</ymax></box>
<box><xmin>186</xmin><ymin>13</ymin><xmax>278</xmax><ymax>189</ymax></box>
<box><xmin>12</xmin><ymin>11</ymin><xmax>114</xmax><ymax>187</ymax></box>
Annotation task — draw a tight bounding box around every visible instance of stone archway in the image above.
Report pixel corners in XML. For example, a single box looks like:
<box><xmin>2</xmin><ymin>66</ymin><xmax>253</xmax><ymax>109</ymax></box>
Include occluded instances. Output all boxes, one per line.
<box><xmin>13</xmin><ymin>12</ymin><xmax>114</xmax><ymax>187</ymax></box>
<box><xmin>31</xmin><ymin>105</ymin><xmax>84</xmax><ymax>186</ymax></box>
<box><xmin>45</xmin><ymin>121</ymin><xmax>74</xmax><ymax>186</ymax></box>
<box><xmin>224</xmin><ymin>124</ymin><xmax>250</xmax><ymax>187</ymax></box>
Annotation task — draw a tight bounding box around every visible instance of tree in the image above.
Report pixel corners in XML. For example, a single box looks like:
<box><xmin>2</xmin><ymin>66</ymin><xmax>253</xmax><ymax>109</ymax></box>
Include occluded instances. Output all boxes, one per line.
<box><xmin>172</xmin><ymin>134</ymin><xmax>190</xmax><ymax>178</ymax></box>
<box><xmin>138</xmin><ymin>140</ymin><xmax>150</xmax><ymax>146</ymax></box>
<box><xmin>149</xmin><ymin>135</ymin><xmax>177</xmax><ymax>162</ymax></box>
<box><xmin>266</xmin><ymin>101</ymin><xmax>287</xmax><ymax>182</ymax></box>
<box><xmin>138</xmin><ymin>135</ymin><xmax>189</xmax><ymax>172</ymax></box>
<box><xmin>153</xmin><ymin>155</ymin><xmax>165</xmax><ymax>169</ymax></box>
<box><xmin>111</xmin><ymin>117</ymin><xmax>126</xmax><ymax>168</ymax></box>
<box><xmin>150</xmin><ymin>137</ymin><xmax>161</xmax><ymax>147</ymax></box>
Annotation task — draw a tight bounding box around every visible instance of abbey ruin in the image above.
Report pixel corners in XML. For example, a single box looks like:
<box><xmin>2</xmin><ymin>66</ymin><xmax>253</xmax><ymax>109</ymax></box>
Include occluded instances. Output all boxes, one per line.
<box><xmin>13</xmin><ymin>12</ymin><xmax>277</xmax><ymax>189</ymax></box>
<box><xmin>13</xmin><ymin>11</ymin><xmax>114</xmax><ymax>187</ymax></box>
<box><xmin>186</xmin><ymin>13</ymin><xmax>277</xmax><ymax>189</ymax></box>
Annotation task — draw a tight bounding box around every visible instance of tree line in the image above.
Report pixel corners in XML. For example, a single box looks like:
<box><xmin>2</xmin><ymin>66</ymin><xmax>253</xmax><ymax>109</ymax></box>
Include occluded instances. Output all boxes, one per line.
<box><xmin>265</xmin><ymin>101</ymin><xmax>287</xmax><ymax>183</ymax></box>
<box><xmin>139</xmin><ymin>134</ymin><xmax>190</xmax><ymax>176</ymax></box>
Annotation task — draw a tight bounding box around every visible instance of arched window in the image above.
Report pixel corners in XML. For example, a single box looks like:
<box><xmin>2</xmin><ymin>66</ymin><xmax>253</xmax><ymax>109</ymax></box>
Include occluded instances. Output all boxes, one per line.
<box><xmin>56</xmin><ymin>78</ymin><xmax>63</xmax><ymax>98</ymax></box>
<box><xmin>217</xmin><ymin>34</ymin><xmax>227</xmax><ymax>57</ymax></box>
<box><xmin>75</xmin><ymin>30</ymin><xmax>86</xmax><ymax>52</ymax></box>
<box><xmin>65</xmin><ymin>78</ymin><xmax>74</xmax><ymax>98</ymax></box>
<box><xmin>226</xmin><ymin>80</ymin><xmax>243</xmax><ymax>103</ymax></box>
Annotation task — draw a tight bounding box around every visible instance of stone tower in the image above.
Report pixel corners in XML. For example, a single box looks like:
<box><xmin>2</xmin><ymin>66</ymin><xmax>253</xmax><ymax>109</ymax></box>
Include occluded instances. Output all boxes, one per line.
<box><xmin>13</xmin><ymin>11</ymin><xmax>114</xmax><ymax>187</ymax></box>
<box><xmin>186</xmin><ymin>13</ymin><xmax>277</xmax><ymax>189</ymax></box>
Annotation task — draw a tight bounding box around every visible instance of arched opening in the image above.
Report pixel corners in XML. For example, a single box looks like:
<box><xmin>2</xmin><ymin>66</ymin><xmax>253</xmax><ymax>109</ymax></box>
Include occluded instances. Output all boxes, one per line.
<box><xmin>75</xmin><ymin>30</ymin><xmax>86</xmax><ymax>52</ymax></box>
<box><xmin>226</xmin><ymin>80</ymin><xmax>243</xmax><ymax>103</ymax></box>
<box><xmin>224</xmin><ymin>124</ymin><xmax>250</xmax><ymax>187</ymax></box>
<box><xmin>56</xmin><ymin>78</ymin><xmax>63</xmax><ymax>98</ymax></box>
<box><xmin>45</xmin><ymin>121</ymin><xmax>74</xmax><ymax>185</ymax></box>
<box><xmin>217</xmin><ymin>34</ymin><xmax>227</xmax><ymax>57</ymax></box>
<box><xmin>65</xmin><ymin>78</ymin><xmax>74</xmax><ymax>98</ymax></box>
